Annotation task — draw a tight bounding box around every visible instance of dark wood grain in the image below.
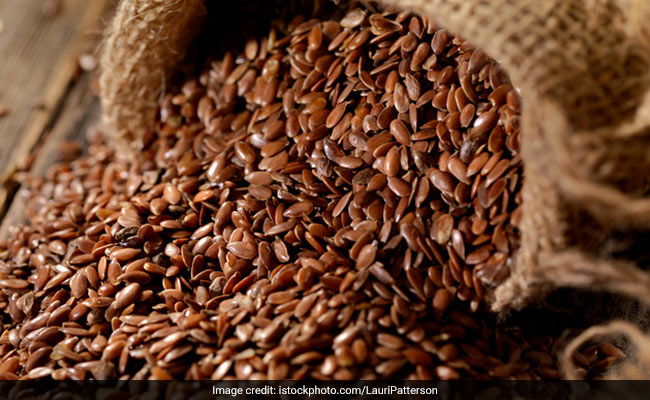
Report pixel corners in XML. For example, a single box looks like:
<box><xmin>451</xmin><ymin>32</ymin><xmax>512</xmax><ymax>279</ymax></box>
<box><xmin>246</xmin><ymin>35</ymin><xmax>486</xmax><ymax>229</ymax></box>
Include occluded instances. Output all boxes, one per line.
<box><xmin>0</xmin><ymin>70</ymin><xmax>100</xmax><ymax>241</ymax></box>
<box><xmin>0</xmin><ymin>0</ymin><xmax>109</xmax><ymax>216</ymax></box>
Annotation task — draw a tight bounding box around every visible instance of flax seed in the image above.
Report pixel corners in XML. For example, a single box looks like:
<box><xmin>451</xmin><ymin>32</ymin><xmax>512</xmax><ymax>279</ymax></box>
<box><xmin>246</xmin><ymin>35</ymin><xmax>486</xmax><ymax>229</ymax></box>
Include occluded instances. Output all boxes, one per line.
<box><xmin>0</xmin><ymin>2</ymin><xmax>592</xmax><ymax>382</ymax></box>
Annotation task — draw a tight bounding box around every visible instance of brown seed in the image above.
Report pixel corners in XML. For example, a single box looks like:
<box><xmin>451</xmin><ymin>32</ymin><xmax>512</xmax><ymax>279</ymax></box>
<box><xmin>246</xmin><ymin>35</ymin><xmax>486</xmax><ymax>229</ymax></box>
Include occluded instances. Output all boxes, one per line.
<box><xmin>69</xmin><ymin>270</ymin><xmax>87</xmax><ymax>298</ymax></box>
<box><xmin>377</xmin><ymin>333</ymin><xmax>405</xmax><ymax>350</ymax></box>
<box><xmin>411</xmin><ymin>42</ymin><xmax>430</xmax><ymax>70</ymax></box>
<box><xmin>25</xmin><ymin>347</ymin><xmax>53</xmax><ymax>372</ymax></box>
<box><xmin>348</xmin><ymin>28</ymin><xmax>370</xmax><ymax>50</ymax></box>
<box><xmin>489</xmin><ymin>84</ymin><xmax>511</xmax><ymax>107</ymax></box>
<box><xmin>384</xmin><ymin>147</ymin><xmax>400</xmax><ymax>177</ymax></box>
<box><xmin>245</xmin><ymin>171</ymin><xmax>273</xmax><ymax>185</ymax></box>
<box><xmin>356</xmin><ymin>244</ymin><xmax>377</xmax><ymax>269</ymax></box>
<box><xmin>472</xmin><ymin>111</ymin><xmax>498</xmax><ymax>136</ymax></box>
<box><xmin>404</xmin><ymin>74</ymin><xmax>420</xmax><ymax>101</ymax></box>
<box><xmin>393</xmin><ymin>83</ymin><xmax>410</xmax><ymax>114</ymax></box>
<box><xmin>261</xmin><ymin>138</ymin><xmax>288</xmax><ymax>158</ymax></box>
<box><xmin>437</xmin><ymin>343</ymin><xmax>459</xmax><ymax>362</ymax></box>
<box><xmin>400</xmin><ymin>224</ymin><xmax>420</xmax><ymax>251</ymax></box>
<box><xmin>481</xmin><ymin>152</ymin><xmax>502</xmax><ymax>176</ymax></box>
<box><xmin>431</xmin><ymin>29</ymin><xmax>450</xmax><ymax>55</ymax></box>
<box><xmin>466</xmin><ymin>247</ymin><xmax>490</xmax><ymax>264</ymax></box>
<box><xmin>267</xmin><ymin>291</ymin><xmax>296</xmax><ymax>305</ymax></box>
<box><xmin>428</xmin><ymin>169</ymin><xmax>455</xmax><ymax>195</ymax></box>
<box><xmin>163</xmin><ymin>184</ymin><xmax>181</xmax><ymax>205</ymax></box>
<box><xmin>447</xmin><ymin>157</ymin><xmax>470</xmax><ymax>184</ymax></box>
<box><xmin>235</xmin><ymin>142</ymin><xmax>256</xmax><ymax>164</ymax></box>
<box><xmin>467</xmin><ymin>152</ymin><xmax>489</xmax><ymax>177</ymax></box>
<box><xmin>283</xmin><ymin>201</ymin><xmax>314</xmax><ymax>217</ymax></box>
<box><xmin>507</xmin><ymin>90</ymin><xmax>521</xmax><ymax>112</ymax></box>
<box><xmin>226</xmin><ymin>242</ymin><xmax>257</xmax><ymax>260</ymax></box>
<box><xmin>385</xmin><ymin>70</ymin><xmax>399</xmax><ymax>94</ymax></box>
<box><xmin>387</xmin><ymin>176</ymin><xmax>411</xmax><ymax>197</ymax></box>
<box><xmin>390</xmin><ymin>119</ymin><xmax>411</xmax><ymax>146</ymax></box>
<box><xmin>341</xmin><ymin>9</ymin><xmax>366</xmax><ymax>28</ymax></box>
<box><xmin>460</xmin><ymin>103</ymin><xmax>475</xmax><ymax>128</ymax></box>
<box><xmin>245</xmin><ymin>38</ymin><xmax>258</xmax><ymax>60</ymax></box>
<box><xmin>433</xmin><ymin>288</ymin><xmax>453</xmax><ymax>314</ymax></box>
<box><xmin>0</xmin><ymin>279</ymin><xmax>29</xmax><ymax>289</ymax></box>
<box><xmin>326</xmin><ymin>103</ymin><xmax>346</xmax><ymax>128</ymax></box>
<box><xmin>308</xmin><ymin>25</ymin><xmax>322</xmax><ymax>50</ymax></box>
<box><xmin>369</xmin><ymin>262</ymin><xmax>395</xmax><ymax>285</ymax></box>
<box><xmin>404</xmin><ymin>347</ymin><xmax>434</xmax><ymax>367</ymax></box>
<box><xmin>486</xmin><ymin>159</ymin><xmax>509</xmax><ymax>186</ymax></box>
<box><xmin>110</xmin><ymin>248</ymin><xmax>140</xmax><ymax>261</ymax></box>
<box><xmin>468</xmin><ymin>48</ymin><xmax>489</xmax><ymax>74</ymax></box>
<box><xmin>116</xmin><ymin>271</ymin><xmax>151</xmax><ymax>285</ymax></box>
<box><xmin>451</xmin><ymin>230</ymin><xmax>465</xmax><ymax>259</ymax></box>
<box><xmin>486</xmin><ymin>177</ymin><xmax>507</xmax><ymax>207</ymax></box>
<box><xmin>113</xmin><ymin>283</ymin><xmax>141</xmax><ymax>309</ymax></box>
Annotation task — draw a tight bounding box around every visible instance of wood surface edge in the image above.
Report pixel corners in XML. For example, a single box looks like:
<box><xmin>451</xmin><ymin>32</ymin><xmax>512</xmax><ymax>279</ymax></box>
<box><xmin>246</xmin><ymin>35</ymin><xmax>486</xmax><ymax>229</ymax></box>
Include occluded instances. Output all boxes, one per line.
<box><xmin>0</xmin><ymin>0</ymin><xmax>112</xmax><ymax>234</ymax></box>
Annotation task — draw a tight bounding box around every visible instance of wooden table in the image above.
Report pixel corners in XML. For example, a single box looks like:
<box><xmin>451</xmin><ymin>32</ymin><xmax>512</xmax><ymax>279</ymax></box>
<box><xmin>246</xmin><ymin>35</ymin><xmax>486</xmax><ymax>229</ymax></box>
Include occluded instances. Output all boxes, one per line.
<box><xmin>0</xmin><ymin>0</ymin><xmax>111</xmax><ymax>236</ymax></box>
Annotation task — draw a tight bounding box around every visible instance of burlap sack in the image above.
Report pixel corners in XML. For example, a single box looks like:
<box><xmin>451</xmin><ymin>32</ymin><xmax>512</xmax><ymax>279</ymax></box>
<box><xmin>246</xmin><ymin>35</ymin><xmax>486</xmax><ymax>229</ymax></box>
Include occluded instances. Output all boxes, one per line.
<box><xmin>99</xmin><ymin>0</ymin><xmax>650</xmax><ymax>376</ymax></box>
<box><xmin>100</xmin><ymin>0</ymin><xmax>207</xmax><ymax>153</ymax></box>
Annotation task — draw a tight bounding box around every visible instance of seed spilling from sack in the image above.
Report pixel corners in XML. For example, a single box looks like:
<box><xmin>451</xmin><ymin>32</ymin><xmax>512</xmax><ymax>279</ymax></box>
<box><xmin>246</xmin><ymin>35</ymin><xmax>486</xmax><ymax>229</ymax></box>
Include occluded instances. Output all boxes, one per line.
<box><xmin>0</xmin><ymin>3</ymin><xmax>623</xmax><ymax>380</ymax></box>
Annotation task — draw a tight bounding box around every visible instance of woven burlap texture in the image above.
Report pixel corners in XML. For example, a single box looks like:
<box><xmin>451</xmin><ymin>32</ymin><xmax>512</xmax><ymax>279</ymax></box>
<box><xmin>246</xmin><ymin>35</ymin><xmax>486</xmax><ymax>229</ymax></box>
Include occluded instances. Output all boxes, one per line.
<box><xmin>98</xmin><ymin>0</ymin><xmax>650</xmax><ymax>352</ymax></box>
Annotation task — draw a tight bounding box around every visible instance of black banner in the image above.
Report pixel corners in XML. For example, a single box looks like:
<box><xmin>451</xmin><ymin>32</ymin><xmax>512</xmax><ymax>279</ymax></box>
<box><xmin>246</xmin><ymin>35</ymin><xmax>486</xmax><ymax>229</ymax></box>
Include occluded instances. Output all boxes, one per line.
<box><xmin>0</xmin><ymin>380</ymin><xmax>649</xmax><ymax>400</ymax></box>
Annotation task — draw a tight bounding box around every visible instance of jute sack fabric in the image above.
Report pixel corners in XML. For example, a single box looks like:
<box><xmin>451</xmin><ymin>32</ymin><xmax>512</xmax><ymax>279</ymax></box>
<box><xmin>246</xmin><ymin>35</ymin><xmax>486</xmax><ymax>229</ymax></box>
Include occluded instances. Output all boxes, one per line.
<box><xmin>98</xmin><ymin>0</ymin><xmax>650</xmax><ymax>375</ymax></box>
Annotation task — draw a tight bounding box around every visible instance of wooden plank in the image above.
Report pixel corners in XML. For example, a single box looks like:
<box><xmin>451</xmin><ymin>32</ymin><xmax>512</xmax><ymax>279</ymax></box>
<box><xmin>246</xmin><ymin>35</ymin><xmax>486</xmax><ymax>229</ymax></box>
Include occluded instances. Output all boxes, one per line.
<box><xmin>0</xmin><ymin>0</ymin><xmax>109</xmax><ymax>216</ymax></box>
<box><xmin>0</xmin><ymin>70</ymin><xmax>99</xmax><ymax>241</ymax></box>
